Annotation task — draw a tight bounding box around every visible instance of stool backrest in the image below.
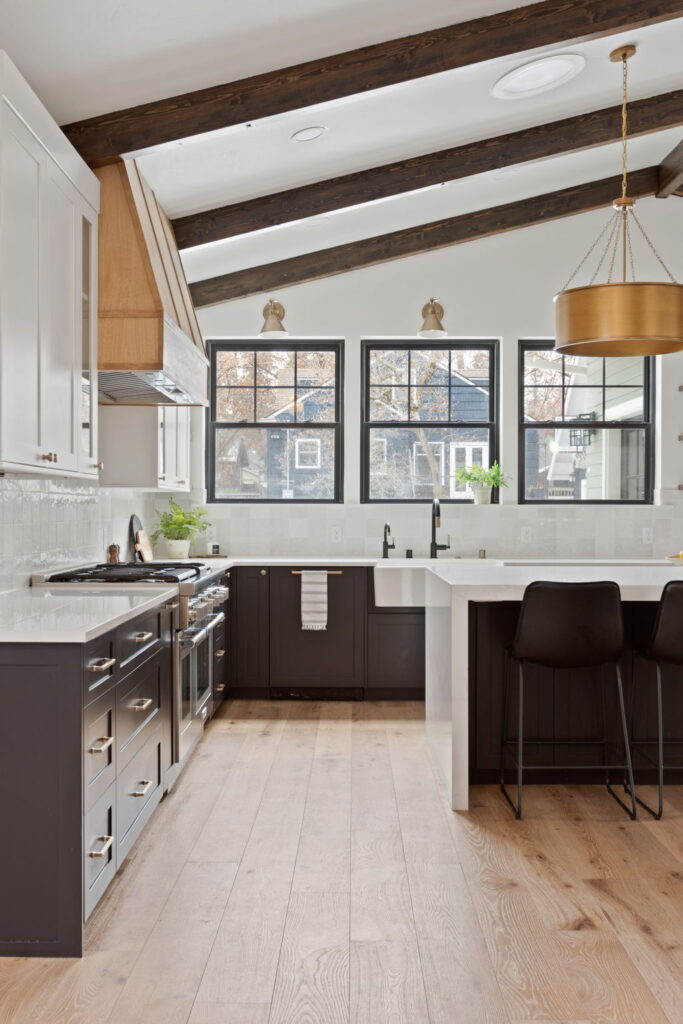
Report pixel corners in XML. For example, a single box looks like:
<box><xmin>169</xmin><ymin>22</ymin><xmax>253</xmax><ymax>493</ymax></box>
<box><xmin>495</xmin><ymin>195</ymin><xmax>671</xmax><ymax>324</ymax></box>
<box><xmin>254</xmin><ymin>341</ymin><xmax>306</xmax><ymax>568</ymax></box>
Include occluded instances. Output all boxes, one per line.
<box><xmin>649</xmin><ymin>580</ymin><xmax>683</xmax><ymax>665</ymax></box>
<box><xmin>511</xmin><ymin>580</ymin><xmax>624</xmax><ymax>668</ymax></box>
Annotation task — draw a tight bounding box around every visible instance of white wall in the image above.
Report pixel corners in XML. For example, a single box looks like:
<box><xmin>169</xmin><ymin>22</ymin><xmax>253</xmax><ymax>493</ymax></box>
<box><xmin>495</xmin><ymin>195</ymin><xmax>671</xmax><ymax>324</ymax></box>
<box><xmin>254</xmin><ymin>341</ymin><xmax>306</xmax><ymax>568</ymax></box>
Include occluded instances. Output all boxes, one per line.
<box><xmin>184</xmin><ymin>198</ymin><xmax>683</xmax><ymax>560</ymax></box>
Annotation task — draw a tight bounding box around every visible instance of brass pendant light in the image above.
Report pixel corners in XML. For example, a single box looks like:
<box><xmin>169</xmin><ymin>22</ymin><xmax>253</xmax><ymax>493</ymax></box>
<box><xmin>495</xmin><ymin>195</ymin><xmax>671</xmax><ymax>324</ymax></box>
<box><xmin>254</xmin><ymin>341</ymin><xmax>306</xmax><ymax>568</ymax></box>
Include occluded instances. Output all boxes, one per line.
<box><xmin>554</xmin><ymin>45</ymin><xmax>683</xmax><ymax>357</ymax></box>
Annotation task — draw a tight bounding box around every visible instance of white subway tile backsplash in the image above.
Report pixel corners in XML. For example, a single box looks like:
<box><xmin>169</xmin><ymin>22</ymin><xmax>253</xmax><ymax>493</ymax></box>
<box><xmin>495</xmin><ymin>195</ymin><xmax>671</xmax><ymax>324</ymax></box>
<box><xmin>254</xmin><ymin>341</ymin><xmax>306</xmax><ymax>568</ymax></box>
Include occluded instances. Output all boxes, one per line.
<box><xmin>176</xmin><ymin>499</ymin><xmax>683</xmax><ymax>562</ymax></box>
<box><xmin>0</xmin><ymin>475</ymin><xmax>150</xmax><ymax>587</ymax></box>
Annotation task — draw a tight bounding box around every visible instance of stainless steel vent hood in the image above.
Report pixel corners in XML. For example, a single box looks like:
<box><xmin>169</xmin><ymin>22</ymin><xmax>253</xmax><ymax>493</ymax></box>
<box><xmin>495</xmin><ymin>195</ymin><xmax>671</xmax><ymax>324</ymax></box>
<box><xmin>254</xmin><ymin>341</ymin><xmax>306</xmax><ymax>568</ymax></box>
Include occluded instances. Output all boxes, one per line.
<box><xmin>95</xmin><ymin>160</ymin><xmax>208</xmax><ymax>406</ymax></box>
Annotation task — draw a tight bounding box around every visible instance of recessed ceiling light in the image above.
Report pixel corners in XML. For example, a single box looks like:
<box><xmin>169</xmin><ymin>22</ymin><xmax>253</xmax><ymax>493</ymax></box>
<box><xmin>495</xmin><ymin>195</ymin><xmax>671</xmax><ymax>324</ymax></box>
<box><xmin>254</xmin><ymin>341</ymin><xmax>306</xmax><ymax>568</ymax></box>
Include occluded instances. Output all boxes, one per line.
<box><xmin>492</xmin><ymin>53</ymin><xmax>586</xmax><ymax>99</ymax></box>
<box><xmin>290</xmin><ymin>125</ymin><xmax>327</xmax><ymax>142</ymax></box>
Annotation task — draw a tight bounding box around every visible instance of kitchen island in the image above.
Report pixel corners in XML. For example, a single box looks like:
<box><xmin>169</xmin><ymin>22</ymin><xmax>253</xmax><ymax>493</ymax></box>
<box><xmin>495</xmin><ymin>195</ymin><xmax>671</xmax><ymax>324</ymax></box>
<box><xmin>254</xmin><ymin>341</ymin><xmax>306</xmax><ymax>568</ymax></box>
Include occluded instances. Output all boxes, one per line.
<box><xmin>374</xmin><ymin>558</ymin><xmax>683</xmax><ymax>810</ymax></box>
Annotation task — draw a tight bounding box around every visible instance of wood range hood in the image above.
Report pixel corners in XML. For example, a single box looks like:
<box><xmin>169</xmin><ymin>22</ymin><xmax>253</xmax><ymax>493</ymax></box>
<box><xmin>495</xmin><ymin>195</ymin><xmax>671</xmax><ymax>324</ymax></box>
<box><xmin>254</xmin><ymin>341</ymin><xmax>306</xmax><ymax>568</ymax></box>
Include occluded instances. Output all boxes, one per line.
<box><xmin>95</xmin><ymin>160</ymin><xmax>208</xmax><ymax>406</ymax></box>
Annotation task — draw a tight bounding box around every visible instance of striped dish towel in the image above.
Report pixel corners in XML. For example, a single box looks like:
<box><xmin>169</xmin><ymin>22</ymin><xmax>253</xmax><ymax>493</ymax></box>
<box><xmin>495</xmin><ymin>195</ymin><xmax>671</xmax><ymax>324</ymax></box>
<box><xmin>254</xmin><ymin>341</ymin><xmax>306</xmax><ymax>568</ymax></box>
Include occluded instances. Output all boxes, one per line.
<box><xmin>300</xmin><ymin>571</ymin><xmax>328</xmax><ymax>631</ymax></box>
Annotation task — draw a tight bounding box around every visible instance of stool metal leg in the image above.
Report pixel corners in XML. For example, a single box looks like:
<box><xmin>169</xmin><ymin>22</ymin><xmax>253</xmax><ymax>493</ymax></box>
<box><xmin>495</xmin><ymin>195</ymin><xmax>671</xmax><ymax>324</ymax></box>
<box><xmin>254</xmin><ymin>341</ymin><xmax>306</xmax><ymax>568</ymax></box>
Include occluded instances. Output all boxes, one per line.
<box><xmin>606</xmin><ymin>663</ymin><xmax>637</xmax><ymax>820</ymax></box>
<box><xmin>635</xmin><ymin>661</ymin><xmax>665</xmax><ymax>820</ymax></box>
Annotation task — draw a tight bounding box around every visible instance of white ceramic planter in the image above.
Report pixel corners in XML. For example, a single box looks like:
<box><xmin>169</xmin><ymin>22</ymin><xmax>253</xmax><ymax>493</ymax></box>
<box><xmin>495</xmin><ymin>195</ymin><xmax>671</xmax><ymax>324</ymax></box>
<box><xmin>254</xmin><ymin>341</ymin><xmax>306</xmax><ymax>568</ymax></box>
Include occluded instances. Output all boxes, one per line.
<box><xmin>471</xmin><ymin>485</ymin><xmax>492</xmax><ymax>505</ymax></box>
<box><xmin>165</xmin><ymin>538</ymin><xmax>191</xmax><ymax>559</ymax></box>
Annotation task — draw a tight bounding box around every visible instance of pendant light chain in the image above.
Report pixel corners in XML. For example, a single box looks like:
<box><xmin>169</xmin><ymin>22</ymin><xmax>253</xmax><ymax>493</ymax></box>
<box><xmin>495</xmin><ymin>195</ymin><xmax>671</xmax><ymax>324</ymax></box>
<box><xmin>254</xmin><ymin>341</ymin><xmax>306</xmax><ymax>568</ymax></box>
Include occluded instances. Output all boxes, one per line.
<box><xmin>590</xmin><ymin>212</ymin><xmax>620</xmax><ymax>285</ymax></box>
<box><xmin>559</xmin><ymin>211</ymin><xmax>615</xmax><ymax>292</ymax></box>
<box><xmin>620</xmin><ymin>53</ymin><xmax>629</xmax><ymax>200</ymax></box>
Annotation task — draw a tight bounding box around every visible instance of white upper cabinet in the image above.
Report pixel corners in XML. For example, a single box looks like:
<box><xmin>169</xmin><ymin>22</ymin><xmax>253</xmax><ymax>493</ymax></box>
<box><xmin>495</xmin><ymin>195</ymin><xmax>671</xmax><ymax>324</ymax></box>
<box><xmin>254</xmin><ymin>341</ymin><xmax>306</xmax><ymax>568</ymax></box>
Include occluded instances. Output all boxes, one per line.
<box><xmin>0</xmin><ymin>53</ymin><xmax>100</xmax><ymax>478</ymax></box>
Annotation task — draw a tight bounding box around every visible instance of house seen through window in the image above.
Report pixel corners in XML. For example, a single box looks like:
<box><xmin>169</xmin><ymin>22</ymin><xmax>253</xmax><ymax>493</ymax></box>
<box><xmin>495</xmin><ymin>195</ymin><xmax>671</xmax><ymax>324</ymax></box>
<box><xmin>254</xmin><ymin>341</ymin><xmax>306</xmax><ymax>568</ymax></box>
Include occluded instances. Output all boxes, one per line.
<box><xmin>207</xmin><ymin>341</ymin><xmax>342</xmax><ymax>502</ymax></box>
<box><xmin>361</xmin><ymin>340</ymin><xmax>499</xmax><ymax>501</ymax></box>
<box><xmin>520</xmin><ymin>342</ymin><xmax>654</xmax><ymax>503</ymax></box>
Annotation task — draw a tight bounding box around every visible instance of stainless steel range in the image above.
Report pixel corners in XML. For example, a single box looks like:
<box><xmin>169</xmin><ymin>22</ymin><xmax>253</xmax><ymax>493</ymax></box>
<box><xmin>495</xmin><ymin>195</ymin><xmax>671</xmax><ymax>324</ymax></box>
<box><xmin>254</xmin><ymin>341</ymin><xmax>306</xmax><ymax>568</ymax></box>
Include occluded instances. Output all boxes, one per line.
<box><xmin>32</xmin><ymin>560</ymin><xmax>230</xmax><ymax>784</ymax></box>
<box><xmin>33</xmin><ymin>560</ymin><xmax>229</xmax><ymax>629</ymax></box>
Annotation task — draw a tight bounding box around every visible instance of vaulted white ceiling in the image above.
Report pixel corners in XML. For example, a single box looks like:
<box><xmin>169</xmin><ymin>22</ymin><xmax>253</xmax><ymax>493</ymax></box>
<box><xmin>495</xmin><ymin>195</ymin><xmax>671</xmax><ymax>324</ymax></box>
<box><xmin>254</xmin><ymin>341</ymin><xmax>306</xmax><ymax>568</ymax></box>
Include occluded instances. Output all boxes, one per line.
<box><xmin>2</xmin><ymin>0</ymin><xmax>681</xmax><ymax>295</ymax></box>
<box><xmin>135</xmin><ymin>18</ymin><xmax>683</xmax><ymax>218</ymax></box>
<box><xmin>0</xmin><ymin>0</ymin><xmax>521</xmax><ymax>123</ymax></box>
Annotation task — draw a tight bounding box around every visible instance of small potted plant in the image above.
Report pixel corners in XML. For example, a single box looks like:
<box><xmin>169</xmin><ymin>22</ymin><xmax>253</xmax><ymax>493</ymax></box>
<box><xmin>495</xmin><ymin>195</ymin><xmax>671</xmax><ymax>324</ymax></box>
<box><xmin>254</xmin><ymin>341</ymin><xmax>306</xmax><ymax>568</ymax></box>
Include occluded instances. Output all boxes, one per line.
<box><xmin>151</xmin><ymin>500</ymin><xmax>210</xmax><ymax>558</ymax></box>
<box><xmin>455</xmin><ymin>462</ymin><xmax>509</xmax><ymax>505</ymax></box>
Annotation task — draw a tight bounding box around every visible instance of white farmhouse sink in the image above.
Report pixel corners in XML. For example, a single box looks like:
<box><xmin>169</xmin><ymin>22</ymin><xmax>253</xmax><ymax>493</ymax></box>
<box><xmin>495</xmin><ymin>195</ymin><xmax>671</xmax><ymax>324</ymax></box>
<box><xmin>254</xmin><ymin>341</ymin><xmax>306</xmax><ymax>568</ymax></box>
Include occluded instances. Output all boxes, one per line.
<box><xmin>373</xmin><ymin>559</ymin><xmax>492</xmax><ymax>607</ymax></box>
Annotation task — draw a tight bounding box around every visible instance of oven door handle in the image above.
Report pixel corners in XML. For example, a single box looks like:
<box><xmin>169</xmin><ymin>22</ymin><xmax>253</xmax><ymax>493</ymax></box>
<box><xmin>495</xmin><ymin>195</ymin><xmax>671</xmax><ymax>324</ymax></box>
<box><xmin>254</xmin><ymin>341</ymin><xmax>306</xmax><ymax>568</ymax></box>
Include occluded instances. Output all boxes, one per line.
<box><xmin>179</xmin><ymin>624</ymin><xmax>211</xmax><ymax>649</ymax></box>
<box><xmin>206</xmin><ymin>611</ymin><xmax>225</xmax><ymax>631</ymax></box>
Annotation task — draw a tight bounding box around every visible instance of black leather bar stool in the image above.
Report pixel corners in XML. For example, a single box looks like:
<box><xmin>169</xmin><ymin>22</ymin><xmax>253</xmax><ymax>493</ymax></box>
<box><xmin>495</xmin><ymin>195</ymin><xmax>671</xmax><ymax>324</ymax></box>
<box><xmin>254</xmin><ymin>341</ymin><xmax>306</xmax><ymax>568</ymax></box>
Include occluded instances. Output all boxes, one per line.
<box><xmin>630</xmin><ymin>580</ymin><xmax>683</xmax><ymax>820</ymax></box>
<box><xmin>500</xmin><ymin>581</ymin><xmax>636</xmax><ymax>820</ymax></box>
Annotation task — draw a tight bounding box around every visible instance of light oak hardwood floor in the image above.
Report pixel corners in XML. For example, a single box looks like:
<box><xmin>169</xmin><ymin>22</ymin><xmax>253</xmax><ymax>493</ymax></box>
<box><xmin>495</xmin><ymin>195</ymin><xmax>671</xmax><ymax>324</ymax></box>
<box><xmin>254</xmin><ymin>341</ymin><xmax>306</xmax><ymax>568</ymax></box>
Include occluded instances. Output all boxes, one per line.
<box><xmin>1</xmin><ymin>699</ymin><xmax>682</xmax><ymax>1023</ymax></box>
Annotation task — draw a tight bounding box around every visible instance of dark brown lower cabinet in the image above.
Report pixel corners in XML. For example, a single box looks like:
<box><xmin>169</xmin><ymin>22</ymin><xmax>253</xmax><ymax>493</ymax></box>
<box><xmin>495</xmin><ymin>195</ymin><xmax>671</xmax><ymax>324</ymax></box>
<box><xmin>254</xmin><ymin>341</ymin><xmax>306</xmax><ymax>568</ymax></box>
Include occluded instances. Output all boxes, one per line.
<box><xmin>366</xmin><ymin>613</ymin><xmax>425</xmax><ymax>698</ymax></box>
<box><xmin>0</xmin><ymin>602</ymin><xmax>174</xmax><ymax>958</ymax></box>
<box><xmin>232</xmin><ymin>566</ymin><xmax>270</xmax><ymax>695</ymax></box>
<box><xmin>269</xmin><ymin>567</ymin><xmax>367</xmax><ymax>697</ymax></box>
<box><xmin>230</xmin><ymin>565</ymin><xmax>425</xmax><ymax>699</ymax></box>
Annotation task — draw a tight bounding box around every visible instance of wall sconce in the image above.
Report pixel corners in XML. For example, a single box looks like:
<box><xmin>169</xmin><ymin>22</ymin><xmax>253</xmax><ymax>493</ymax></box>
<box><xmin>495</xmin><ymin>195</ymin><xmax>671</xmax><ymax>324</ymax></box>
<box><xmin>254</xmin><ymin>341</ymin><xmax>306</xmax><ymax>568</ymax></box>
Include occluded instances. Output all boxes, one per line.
<box><xmin>259</xmin><ymin>299</ymin><xmax>288</xmax><ymax>338</ymax></box>
<box><xmin>418</xmin><ymin>298</ymin><xmax>447</xmax><ymax>339</ymax></box>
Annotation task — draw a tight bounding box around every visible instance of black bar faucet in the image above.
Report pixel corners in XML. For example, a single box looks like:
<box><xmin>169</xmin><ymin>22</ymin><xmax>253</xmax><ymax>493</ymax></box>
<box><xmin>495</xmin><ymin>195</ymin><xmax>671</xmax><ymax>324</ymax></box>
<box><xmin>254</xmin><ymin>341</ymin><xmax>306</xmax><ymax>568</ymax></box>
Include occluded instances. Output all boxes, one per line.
<box><xmin>382</xmin><ymin>523</ymin><xmax>396</xmax><ymax>559</ymax></box>
<box><xmin>430</xmin><ymin>499</ymin><xmax>450</xmax><ymax>559</ymax></box>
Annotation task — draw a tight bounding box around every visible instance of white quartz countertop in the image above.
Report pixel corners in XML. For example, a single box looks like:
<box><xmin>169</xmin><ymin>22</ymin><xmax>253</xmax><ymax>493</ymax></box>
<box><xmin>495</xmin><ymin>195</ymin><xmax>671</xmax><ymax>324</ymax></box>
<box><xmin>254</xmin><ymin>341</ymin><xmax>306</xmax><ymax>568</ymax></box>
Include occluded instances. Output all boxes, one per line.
<box><xmin>412</xmin><ymin>557</ymin><xmax>681</xmax><ymax>600</ymax></box>
<box><xmin>0</xmin><ymin>586</ymin><xmax>178</xmax><ymax>644</ymax></box>
<box><xmin>8</xmin><ymin>555</ymin><xmax>682</xmax><ymax>644</ymax></box>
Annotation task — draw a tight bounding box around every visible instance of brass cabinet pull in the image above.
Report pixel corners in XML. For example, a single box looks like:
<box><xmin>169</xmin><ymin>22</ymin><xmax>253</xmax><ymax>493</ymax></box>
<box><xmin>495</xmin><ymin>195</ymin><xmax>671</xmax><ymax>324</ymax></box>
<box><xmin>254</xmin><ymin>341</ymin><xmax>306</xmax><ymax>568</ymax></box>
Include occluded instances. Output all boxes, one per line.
<box><xmin>164</xmin><ymin>601</ymin><xmax>179</xmax><ymax>611</ymax></box>
<box><xmin>88</xmin><ymin>657</ymin><xmax>116</xmax><ymax>673</ymax></box>
<box><xmin>132</xmin><ymin>779</ymin><xmax>153</xmax><ymax>798</ymax></box>
<box><xmin>290</xmin><ymin>570</ymin><xmax>343</xmax><ymax>575</ymax></box>
<box><xmin>132</xmin><ymin>631</ymin><xmax>153</xmax><ymax>643</ymax></box>
<box><xmin>215</xmin><ymin>683</ymin><xmax>226</xmax><ymax>693</ymax></box>
<box><xmin>94</xmin><ymin>461</ymin><xmax>104</xmax><ymax>470</ymax></box>
<box><xmin>41</xmin><ymin>452</ymin><xmax>56</xmax><ymax>462</ymax></box>
<box><xmin>89</xmin><ymin>835</ymin><xmax>113</xmax><ymax>858</ymax></box>
<box><xmin>88</xmin><ymin>736</ymin><xmax>113</xmax><ymax>754</ymax></box>
<box><xmin>177</xmin><ymin>479</ymin><xmax>186</xmax><ymax>485</ymax></box>
<box><xmin>215</xmin><ymin>649</ymin><xmax>225</xmax><ymax>658</ymax></box>
<box><xmin>131</xmin><ymin>697</ymin><xmax>153</xmax><ymax>711</ymax></box>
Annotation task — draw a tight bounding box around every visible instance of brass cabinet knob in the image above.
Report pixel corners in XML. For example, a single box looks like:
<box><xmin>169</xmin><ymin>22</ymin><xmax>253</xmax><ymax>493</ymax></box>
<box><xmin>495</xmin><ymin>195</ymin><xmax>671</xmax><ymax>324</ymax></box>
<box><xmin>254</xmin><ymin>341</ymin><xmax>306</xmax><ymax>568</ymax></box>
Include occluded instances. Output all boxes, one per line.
<box><xmin>260</xmin><ymin>569</ymin><xmax>267</xmax><ymax>576</ymax></box>
<box><xmin>94</xmin><ymin>461</ymin><xmax>104</xmax><ymax>470</ymax></box>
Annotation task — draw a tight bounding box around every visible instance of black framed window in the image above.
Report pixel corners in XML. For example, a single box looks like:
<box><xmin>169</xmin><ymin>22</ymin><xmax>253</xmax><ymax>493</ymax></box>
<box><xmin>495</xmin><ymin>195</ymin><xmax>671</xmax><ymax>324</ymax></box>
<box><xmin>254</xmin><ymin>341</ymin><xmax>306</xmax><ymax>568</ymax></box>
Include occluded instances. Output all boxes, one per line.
<box><xmin>207</xmin><ymin>340</ymin><xmax>343</xmax><ymax>502</ymax></box>
<box><xmin>519</xmin><ymin>341</ymin><xmax>654</xmax><ymax>503</ymax></box>
<box><xmin>361</xmin><ymin>340</ymin><xmax>499</xmax><ymax>502</ymax></box>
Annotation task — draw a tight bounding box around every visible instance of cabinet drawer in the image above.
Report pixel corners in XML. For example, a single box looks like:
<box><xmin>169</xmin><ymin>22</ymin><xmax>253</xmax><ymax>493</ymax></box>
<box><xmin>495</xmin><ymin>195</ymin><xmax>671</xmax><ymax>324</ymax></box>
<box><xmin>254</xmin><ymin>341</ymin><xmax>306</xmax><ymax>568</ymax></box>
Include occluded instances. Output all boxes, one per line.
<box><xmin>83</xmin><ymin>689</ymin><xmax>116</xmax><ymax>811</ymax></box>
<box><xmin>83</xmin><ymin>633</ymin><xmax>117</xmax><ymax>705</ymax></box>
<box><xmin>84</xmin><ymin>783</ymin><xmax>116</xmax><ymax>920</ymax></box>
<box><xmin>117</xmin><ymin>608</ymin><xmax>162</xmax><ymax>675</ymax></box>
<box><xmin>116</xmin><ymin>728</ymin><xmax>162</xmax><ymax>864</ymax></box>
<box><xmin>116</xmin><ymin>655</ymin><xmax>163</xmax><ymax>767</ymax></box>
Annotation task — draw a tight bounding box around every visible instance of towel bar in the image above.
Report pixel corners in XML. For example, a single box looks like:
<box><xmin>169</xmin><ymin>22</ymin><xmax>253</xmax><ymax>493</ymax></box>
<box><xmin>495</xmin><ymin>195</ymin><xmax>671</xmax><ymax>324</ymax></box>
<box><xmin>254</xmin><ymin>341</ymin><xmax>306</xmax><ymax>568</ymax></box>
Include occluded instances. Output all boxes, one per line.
<box><xmin>291</xmin><ymin>570</ymin><xmax>343</xmax><ymax>575</ymax></box>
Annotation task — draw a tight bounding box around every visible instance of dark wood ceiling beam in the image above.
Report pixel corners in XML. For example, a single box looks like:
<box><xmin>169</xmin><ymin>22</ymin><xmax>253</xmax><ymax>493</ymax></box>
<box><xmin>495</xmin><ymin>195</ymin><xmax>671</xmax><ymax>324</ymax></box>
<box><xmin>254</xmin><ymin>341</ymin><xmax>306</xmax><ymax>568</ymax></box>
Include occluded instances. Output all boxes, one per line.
<box><xmin>188</xmin><ymin>166</ymin><xmax>659</xmax><ymax>306</ymax></box>
<box><xmin>656</xmin><ymin>137</ymin><xmax>683</xmax><ymax>195</ymax></box>
<box><xmin>173</xmin><ymin>90</ymin><xmax>683</xmax><ymax>248</ymax></box>
<box><xmin>63</xmin><ymin>1</ymin><xmax>683</xmax><ymax>164</ymax></box>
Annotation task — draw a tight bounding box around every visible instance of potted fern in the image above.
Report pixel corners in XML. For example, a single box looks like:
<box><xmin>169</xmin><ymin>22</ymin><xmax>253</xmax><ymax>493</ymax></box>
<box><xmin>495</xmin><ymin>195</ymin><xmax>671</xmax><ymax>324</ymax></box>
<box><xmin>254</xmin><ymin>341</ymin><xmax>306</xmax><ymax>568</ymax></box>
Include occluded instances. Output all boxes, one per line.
<box><xmin>455</xmin><ymin>462</ymin><xmax>509</xmax><ymax>505</ymax></box>
<box><xmin>151</xmin><ymin>500</ymin><xmax>210</xmax><ymax>558</ymax></box>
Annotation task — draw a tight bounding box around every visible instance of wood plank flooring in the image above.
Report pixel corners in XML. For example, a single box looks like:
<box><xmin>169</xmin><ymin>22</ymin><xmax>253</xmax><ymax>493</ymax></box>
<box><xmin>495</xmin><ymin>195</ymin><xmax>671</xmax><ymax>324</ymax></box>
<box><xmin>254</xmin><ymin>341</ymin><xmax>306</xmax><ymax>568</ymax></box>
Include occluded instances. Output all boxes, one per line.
<box><xmin>1</xmin><ymin>700</ymin><xmax>683</xmax><ymax>1023</ymax></box>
